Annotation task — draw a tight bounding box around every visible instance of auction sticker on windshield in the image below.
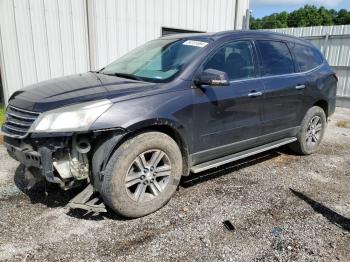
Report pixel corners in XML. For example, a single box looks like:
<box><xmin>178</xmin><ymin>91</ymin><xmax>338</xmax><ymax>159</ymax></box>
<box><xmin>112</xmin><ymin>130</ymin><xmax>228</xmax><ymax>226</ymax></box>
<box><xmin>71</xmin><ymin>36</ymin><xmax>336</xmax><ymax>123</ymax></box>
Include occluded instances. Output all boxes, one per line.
<box><xmin>182</xmin><ymin>40</ymin><xmax>208</xmax><ymax>48</ymax></box>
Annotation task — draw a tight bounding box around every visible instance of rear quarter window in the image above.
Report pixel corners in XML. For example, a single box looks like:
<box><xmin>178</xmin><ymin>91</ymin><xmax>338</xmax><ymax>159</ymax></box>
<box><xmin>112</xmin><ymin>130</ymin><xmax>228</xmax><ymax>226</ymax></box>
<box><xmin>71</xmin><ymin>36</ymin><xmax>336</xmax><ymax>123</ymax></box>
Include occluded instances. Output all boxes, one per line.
<box><xmin>291</xmin><ymin>44</ymin><xmax>323</xmax><ymax>72</ymax></box>
<box><xmin>256</xmin><ymin>41</ymin><xmax>295</xmax><ymax>76</ymax></box>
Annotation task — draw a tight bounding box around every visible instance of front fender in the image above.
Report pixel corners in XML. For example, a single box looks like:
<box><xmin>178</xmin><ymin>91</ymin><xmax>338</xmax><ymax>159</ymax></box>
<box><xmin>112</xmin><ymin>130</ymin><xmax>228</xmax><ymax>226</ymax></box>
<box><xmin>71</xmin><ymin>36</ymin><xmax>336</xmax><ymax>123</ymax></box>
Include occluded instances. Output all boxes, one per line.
<box><xmin>91</xmin><ymin>132</ymin><xmax>126</xmax><ymax>191</ymax></box>
<box><xmin>90</xmin><ymin>89</ymin><xmax>194</xmax><ymax>152</ymax></box>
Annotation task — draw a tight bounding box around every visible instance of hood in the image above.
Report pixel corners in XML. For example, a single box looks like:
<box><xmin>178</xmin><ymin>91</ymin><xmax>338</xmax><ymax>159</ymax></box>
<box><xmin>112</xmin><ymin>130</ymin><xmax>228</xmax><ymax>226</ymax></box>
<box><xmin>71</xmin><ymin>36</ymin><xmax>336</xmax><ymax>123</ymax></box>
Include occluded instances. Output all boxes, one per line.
<box><xmin>8</xmin><ymin>72</ymin><xmax>157</xmax><ymax>112</ymax></box>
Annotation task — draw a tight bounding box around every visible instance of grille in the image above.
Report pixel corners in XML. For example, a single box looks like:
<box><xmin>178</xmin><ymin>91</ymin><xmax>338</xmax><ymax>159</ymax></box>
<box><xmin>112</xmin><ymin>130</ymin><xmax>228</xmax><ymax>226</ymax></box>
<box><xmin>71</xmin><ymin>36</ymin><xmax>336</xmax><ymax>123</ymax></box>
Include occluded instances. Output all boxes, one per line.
<box><xmin>1</xmin><ymin>105</ymin><xmax>40</xmax><ymax>138</ymax></box>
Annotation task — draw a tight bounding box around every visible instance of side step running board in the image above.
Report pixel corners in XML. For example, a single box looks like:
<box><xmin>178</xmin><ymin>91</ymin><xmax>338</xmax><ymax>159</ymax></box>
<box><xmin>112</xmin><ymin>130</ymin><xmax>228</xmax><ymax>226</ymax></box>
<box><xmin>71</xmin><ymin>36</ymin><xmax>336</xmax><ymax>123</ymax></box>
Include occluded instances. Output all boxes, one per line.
<box><xmin>191</xmin><ymin>137</ymin><xmax>297</xmax><ymax>173</ymax></box>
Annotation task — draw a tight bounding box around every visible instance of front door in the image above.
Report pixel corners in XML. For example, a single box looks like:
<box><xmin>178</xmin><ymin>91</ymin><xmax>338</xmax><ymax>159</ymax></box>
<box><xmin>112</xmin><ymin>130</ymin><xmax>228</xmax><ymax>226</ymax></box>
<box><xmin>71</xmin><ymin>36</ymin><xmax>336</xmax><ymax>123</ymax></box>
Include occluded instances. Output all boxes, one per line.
<box><xmin>191</xmin><ymin>40</ymin><xmax>265</xmax><ymax>164</ymax></box>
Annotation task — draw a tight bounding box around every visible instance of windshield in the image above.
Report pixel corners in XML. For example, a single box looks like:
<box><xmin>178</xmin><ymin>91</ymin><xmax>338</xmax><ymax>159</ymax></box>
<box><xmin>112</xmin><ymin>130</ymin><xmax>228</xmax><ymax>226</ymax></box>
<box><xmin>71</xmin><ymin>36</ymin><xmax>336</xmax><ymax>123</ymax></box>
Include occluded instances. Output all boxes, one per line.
<box><xmin>100</xmin><ymin>38</ymin><xmax>209</xmax><ymax>82</ymax></box>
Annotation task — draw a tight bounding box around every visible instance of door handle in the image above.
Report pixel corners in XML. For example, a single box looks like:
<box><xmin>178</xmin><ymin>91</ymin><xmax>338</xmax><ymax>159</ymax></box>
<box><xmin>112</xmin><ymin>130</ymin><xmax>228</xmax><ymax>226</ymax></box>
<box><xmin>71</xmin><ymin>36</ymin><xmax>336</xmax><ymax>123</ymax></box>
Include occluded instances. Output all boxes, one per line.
<box><xmin>295</xmin><ymin>84</ymin><xmax>306</xmax><ymax>90</ymax></box>
<box><xmin>248</xmin><ymin>91</ymin><xmax>263</xmax><ymax>97</ymax></box>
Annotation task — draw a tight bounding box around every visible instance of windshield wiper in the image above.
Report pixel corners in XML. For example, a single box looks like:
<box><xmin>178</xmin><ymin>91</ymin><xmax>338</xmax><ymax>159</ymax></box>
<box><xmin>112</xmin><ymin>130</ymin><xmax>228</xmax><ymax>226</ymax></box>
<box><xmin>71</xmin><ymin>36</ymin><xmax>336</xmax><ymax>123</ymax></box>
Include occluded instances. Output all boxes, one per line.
<box><xmin>105</xmin><ymin>72</ymin><xmax>144</xmax><ymax>82</ymax></box>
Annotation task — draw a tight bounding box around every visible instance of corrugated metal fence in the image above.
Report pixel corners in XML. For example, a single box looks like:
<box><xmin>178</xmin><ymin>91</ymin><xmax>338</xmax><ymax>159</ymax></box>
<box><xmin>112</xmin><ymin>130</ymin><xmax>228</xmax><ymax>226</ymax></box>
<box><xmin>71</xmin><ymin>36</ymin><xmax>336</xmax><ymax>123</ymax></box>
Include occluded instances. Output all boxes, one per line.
<box><xmin>0</xmin><ymin>0</ymin><xmax>249</xmax><ymax>103</ymax></box>
<box><xmin>268</xmin><ymin>25</ymin><xmax>350</xmax><ymax>107</ymax></box>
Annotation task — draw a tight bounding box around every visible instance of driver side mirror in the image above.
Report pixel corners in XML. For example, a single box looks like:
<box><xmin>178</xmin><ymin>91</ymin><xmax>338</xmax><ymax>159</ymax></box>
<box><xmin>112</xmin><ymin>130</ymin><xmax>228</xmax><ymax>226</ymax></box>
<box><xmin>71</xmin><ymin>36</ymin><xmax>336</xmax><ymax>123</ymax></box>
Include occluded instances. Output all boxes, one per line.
<box><xmin>194</xmin><ymin>68</ymin><xmax>230</xmax><ymax>87</ymax></box>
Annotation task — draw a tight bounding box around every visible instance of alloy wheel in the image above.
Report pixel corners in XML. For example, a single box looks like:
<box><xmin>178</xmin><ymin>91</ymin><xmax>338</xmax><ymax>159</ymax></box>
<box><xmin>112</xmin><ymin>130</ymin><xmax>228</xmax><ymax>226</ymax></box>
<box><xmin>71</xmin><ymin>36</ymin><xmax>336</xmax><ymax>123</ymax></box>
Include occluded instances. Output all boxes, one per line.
<box><xmin>125</xmin><ymin>149</ymin><xmax>172</xmax><ymax>202</ymax></box>
<box><xmin>306</xmin><ymin>115</ymin><xmax>323</xmax><ymax>148</ymax></box>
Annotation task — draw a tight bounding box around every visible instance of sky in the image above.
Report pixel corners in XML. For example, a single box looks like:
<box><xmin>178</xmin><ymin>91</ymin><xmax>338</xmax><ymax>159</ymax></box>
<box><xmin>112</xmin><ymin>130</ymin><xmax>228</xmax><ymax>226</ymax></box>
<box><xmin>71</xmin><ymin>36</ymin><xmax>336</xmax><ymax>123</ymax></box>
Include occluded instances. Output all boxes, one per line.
<box><xmin>251</xmin><ymin>0</ymin><xmax>350</xmax><ymax>18</ymax></box>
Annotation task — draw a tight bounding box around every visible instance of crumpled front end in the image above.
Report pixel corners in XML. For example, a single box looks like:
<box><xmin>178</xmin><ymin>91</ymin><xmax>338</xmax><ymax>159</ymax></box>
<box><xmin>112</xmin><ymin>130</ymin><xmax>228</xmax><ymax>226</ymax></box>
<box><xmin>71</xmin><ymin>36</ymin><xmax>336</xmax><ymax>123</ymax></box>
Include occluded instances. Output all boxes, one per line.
<box><xmin>1</xmin><ymin>100</ymin><xmax>125</xmax><ymax>191</ymax></box>
<box><xmin>4</xmin><ymin>134</ymin><xmax>92</xmax><ymax>190</ymax></box>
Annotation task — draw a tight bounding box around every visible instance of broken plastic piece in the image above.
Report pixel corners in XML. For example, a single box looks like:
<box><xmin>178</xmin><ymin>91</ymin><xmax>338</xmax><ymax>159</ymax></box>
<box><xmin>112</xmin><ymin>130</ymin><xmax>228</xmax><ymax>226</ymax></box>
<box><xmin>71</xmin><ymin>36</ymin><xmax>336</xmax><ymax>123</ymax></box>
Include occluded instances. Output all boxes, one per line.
<box><xmin>67</xmin><ymin>184</ymin><xmax>107</xmax><ymax>213</ymax></box>
<box><xmin>223</xmin><ymin>220</ymin><xmax>235</xmax><ymax>231</ymax></box>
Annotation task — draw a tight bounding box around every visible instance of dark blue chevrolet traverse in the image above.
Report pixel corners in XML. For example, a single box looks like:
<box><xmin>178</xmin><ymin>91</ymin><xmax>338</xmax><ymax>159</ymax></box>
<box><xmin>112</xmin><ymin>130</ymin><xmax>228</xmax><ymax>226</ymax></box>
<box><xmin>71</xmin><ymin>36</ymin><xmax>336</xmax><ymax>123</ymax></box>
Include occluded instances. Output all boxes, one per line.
<box><xmin>2</xmin><ymin>31</ymin><xmax>337</xmax><ymax>217</ymax></box>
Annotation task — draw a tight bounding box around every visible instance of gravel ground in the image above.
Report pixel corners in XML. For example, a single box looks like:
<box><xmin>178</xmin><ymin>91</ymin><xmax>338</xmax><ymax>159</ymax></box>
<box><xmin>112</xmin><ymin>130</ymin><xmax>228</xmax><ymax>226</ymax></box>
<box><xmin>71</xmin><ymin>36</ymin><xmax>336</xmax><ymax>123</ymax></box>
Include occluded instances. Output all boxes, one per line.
<box><xmin>0</xmin><ymin>108</ymin><xmax>350</xmax><ymax>261</ymax></box>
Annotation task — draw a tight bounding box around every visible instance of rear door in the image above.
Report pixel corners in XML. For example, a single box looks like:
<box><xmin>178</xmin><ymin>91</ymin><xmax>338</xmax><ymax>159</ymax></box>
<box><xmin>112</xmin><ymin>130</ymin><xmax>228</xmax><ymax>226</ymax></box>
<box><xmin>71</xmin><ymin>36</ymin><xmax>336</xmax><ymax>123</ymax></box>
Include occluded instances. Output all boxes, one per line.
<box><xmin>289</xmin><ymin>42</ymin><xmax>326</xmax><ymax>117</ymax></box>
<box><xmin>255</xmin><ymin>40</ymin><xmax>307</xmax><ymax>140</ymax></box>
<box><xmin>191</xmin><ymin>40</ymin><xmax>265</xmax><ymax>164</ymax></box>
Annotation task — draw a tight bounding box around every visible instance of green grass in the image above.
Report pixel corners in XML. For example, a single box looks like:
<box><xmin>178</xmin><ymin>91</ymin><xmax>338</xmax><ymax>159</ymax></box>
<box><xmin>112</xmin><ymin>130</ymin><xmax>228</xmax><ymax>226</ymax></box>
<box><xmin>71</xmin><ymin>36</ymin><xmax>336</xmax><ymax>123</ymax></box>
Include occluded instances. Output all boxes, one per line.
<box><xmin>0</xmin><ymin>104</ymin><xmax>5</xmax><ymax>126</ymax></box>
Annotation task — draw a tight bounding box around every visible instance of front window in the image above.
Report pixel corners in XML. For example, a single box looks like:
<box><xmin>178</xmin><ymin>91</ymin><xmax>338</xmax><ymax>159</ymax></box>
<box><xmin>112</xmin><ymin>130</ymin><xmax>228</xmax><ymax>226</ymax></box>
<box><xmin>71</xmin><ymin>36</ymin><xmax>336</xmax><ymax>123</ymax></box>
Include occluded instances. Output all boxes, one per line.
<box><xmin>101</xmin><ymin>38</ymin><xmax>210</xmax><ymax>82</ymax></box>
<box><xmin>203</xmin><ymin>41</ymin><xmax>256</xmax><ymax>81</ymax></box>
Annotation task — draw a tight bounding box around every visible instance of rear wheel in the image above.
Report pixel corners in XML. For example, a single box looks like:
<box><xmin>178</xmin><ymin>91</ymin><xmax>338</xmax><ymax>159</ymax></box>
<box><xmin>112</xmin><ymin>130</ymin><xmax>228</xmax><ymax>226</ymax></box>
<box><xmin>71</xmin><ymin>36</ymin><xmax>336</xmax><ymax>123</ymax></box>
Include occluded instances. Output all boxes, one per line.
<box><xmin>289</xmin><ymin>106</ymin><xmax>326</xmax><ymax>155</ymax></box>
<box><xmin>100</xmin><ymin>132</ymin><xmax>182</xmax><ymax>218</ymax></box>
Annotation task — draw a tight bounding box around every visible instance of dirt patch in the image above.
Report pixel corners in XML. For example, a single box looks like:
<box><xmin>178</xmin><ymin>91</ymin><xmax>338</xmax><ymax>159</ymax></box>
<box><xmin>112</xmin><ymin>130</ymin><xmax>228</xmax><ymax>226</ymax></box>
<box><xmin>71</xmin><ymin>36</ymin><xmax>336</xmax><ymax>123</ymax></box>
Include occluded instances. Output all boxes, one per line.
<box><xmin>336</xmin><ymin>120</ymin><xmax>350</xmax><ymax>128</ymax></box>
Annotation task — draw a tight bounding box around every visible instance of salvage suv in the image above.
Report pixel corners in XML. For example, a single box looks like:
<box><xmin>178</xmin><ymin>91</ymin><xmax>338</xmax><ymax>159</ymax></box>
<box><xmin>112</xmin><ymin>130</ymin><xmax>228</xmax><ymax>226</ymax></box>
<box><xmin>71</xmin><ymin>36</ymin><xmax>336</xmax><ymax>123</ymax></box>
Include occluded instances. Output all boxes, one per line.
<box><xmin>2</xmin><ymin>31</ymin><xmax>337</xmax><ymax>217</ymax></box>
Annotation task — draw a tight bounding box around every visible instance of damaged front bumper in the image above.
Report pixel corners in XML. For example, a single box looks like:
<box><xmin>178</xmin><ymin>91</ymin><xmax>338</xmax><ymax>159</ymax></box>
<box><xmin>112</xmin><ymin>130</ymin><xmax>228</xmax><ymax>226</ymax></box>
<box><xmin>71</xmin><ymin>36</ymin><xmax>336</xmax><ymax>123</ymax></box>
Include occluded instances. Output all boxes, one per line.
<box><xmin>5</xmin><ymin>141</ymin><xmax>62</xmax><ymax>185</ymax></box>
<box><xmin>5</xmin><ymin>141</ymin><xmax>42</xmax><ymax>169</ymax></box>
<box><xmin>3</xmin><ymin>129</ymin><xmax>126</xmax><ymax>191</ymax></box>
<box><xmin>4</xmin><ymin>135</ymin><xmax>89</xmax><ymax>189</ymax></box>
<box><xmin>5</xmin><ymin>137</ymin><xmax>108</xmax><ymax>213</ymax></box>
<box><xmin>3</xmin><ymin>130</ymin><xmax>126</xmax><ymax>214</ymax></box>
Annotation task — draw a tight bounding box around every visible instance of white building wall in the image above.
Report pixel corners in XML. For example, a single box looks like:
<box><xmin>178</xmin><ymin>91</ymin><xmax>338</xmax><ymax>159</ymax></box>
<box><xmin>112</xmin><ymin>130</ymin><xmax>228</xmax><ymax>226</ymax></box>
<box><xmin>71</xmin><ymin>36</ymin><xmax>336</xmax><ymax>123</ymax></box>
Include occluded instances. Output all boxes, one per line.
<box><xmin>0</xmin><ymin>0</ymin><xmax>90</xmax><ymax>103</ymax></box>
<box><xmin>0</xmin><ymin>0</ymin><xmax>249</xmax><ymax>103</ymax></box>
<box><xmin>87</xmin><ymin>0</ymin><xmax>249</xmax><ymax>70</ymax></box>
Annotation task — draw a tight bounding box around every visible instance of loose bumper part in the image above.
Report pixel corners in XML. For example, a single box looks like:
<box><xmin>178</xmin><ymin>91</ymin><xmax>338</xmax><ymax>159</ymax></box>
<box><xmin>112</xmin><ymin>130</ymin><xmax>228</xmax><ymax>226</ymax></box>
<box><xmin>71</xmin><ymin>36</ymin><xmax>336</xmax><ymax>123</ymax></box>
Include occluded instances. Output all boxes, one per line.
<box><xmin>4</xmin><ymin>142</ymin><xmax>64</xmax><ymax>187</ymax></box>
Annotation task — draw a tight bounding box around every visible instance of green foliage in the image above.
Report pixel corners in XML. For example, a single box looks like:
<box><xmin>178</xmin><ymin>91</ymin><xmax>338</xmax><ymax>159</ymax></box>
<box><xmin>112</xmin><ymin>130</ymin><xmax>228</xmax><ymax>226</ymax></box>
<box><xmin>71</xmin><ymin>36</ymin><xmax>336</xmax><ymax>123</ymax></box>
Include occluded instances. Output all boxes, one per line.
<box><xmin>250</xmin><ymin>5</ymin><xmax>350</xmax><ymax>29</ymax></box>
<box><xmin>0</xmin><ymin>104</ymin><xmax>5</xmax><ymax>126</ymax></box>
<box><xmin>251</xmin><ymin>12</ymin><xmax>289</xmax><ymax>29</ymax></box>
<box><xmin>335</xmin><ymin>9</ymin><xmax>350</xmax><ymax>25</ymax></box>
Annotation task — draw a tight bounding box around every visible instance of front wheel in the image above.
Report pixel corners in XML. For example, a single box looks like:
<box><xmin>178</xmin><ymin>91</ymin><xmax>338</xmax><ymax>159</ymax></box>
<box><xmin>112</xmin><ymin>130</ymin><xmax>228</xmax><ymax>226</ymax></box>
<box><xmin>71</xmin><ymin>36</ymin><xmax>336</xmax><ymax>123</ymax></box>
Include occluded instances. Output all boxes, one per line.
<box><xmin>100</xmin><ymin>132</ymin><xmax>182</xmax><ymax>218</ymax></box>
<box><xmin>289</xmin><ymin>106</ymin><xmax>326</xmax><ymax>155</ymax></box>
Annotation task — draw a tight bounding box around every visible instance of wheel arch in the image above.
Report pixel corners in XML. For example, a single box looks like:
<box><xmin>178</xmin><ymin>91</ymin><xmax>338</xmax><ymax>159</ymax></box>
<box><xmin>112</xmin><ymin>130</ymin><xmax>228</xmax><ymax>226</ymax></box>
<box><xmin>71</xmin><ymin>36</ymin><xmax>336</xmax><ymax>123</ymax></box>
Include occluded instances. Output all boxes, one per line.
<box><xmin>91</xmin><ymin>119</ymin><xmax>191</xmax><ymax>191</ymax></box>
<box><xmin>313</xmin><ymin>100</ymin><xmax>328</xmax><ymax>117</ymax></box>
<box><xmin>124</xmin><ymin>119</ymin><xmax>191</xmax><ymax>177</ymax></box>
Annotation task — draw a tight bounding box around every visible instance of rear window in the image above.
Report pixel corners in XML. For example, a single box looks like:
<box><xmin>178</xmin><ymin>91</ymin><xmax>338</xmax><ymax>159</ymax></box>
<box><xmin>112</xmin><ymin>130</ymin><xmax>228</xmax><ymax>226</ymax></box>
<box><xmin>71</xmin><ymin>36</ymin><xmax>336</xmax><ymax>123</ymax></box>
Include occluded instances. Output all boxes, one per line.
<box><xmin>256</xmin><ymin>41</ymin><xmax>294</xmax><ymax>76</ymax></box>
<box><xmin>292</xmin><ymin>44</ymin><xmax>323</xmax><ymax>72</ymax></box>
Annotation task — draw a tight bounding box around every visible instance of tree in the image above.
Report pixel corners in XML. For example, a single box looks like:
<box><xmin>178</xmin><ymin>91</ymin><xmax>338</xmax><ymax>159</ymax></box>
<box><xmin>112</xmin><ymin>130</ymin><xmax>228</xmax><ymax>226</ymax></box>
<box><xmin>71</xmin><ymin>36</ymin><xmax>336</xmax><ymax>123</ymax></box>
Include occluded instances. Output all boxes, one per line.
<box><xmin>287</xmin><ymin>5</ymin><xmax>326</xmax><ymax>27</ymax></box>
<box><xmin>335</xmin><ymin>9</ymin><xmax>350</xmax><ymax>25</ymax></box>
<box><xmin>250</xmin><ymin>17</ymin><xmax>263</xmax><ymax>30</ymax></box>
<box><xmin>250</xmin><ymin>5</ymin><xmax>349</xmax><ymax>29</ymax></box>
<box><xmin>250</xmin><ymin>12</ymin><xmax>289</xmax><ymax>29</ymax></box>
<box><xmin>318</xmin><ymin>7</ymin><xmax>334</xmax><ymax>26</ymax></box>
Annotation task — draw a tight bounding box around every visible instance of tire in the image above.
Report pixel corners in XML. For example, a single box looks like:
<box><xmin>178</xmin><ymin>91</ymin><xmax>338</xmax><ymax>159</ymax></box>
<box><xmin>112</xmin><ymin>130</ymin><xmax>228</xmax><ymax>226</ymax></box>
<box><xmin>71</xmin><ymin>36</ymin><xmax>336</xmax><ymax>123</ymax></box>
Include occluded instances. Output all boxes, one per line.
<box><xmin>289</xmin><ymin>106</ymin><xmax>326</xmax><ymax>155</ymax></box>
<box><xmin>100</xmin><ymin>132</ymin><xmax>182</xmax><ymax>218</ymax></box>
